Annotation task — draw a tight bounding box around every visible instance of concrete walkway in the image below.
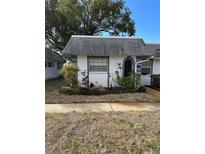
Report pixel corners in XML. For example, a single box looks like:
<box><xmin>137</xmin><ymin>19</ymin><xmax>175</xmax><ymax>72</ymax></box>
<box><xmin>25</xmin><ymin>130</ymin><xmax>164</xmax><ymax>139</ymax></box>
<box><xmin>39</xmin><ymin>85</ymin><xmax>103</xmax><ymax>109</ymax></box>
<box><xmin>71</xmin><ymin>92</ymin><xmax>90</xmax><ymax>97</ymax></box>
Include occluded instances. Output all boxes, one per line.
<box><xmin>45</xmin><ymin>102</ymin><xmax>159</xmax><ymax>113</ymax></box>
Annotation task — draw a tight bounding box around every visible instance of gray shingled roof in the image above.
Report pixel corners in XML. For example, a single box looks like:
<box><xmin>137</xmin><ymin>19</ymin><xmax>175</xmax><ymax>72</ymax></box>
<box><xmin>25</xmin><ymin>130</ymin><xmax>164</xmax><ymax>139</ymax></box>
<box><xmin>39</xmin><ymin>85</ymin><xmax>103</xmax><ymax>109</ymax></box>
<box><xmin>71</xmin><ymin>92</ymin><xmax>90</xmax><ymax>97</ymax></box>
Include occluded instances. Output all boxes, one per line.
<box><xmin>45</xmin><ymin>48</ymin><xmax>66</xmax><ymax>62</ymax></box>
<box><xmin>146</xmin><ymin>43</ymin><xmax>160</xmax><ymax>58</ymax></box>
<box><xmin>63</xmin><ymin>35</ymin><xmax>153</xmax><ymax>57</ymax></box>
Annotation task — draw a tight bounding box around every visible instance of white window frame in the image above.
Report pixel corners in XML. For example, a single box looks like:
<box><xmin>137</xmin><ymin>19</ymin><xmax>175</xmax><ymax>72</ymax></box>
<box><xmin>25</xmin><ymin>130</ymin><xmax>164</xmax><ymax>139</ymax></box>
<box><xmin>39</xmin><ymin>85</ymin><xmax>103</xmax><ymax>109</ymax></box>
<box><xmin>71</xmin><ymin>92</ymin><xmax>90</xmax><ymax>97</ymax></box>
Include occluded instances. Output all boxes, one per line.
<box><xmin>88</xmin><ymin>56</ymin><xmax>108</xmax><ymax>72</ymax></box>
<box><xmin>138</xmin><ymin>61</ymin><xmax>151</xmax><ymax>75</ymax></box>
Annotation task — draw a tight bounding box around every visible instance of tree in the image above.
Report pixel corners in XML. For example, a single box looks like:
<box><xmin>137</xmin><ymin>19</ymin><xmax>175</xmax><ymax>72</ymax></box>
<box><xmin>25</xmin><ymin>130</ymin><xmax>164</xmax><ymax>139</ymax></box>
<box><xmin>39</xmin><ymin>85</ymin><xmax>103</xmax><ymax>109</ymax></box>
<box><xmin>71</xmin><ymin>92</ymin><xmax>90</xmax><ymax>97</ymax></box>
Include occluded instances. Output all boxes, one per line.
<box><xmin>45</xmin><ymin>0</ymin><xmax>136</xmax><ymax>52</ymax></box>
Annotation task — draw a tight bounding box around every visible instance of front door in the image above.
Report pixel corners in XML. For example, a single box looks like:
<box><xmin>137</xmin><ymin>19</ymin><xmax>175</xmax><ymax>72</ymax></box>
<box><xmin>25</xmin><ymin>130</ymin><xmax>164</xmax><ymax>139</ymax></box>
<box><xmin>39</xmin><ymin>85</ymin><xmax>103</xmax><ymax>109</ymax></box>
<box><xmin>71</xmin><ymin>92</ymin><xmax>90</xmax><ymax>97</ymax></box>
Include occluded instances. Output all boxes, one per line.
<box><xmin>124</xmin><ymin>59</ymin><xmax>132</xmax><ymax>76</ymax></box>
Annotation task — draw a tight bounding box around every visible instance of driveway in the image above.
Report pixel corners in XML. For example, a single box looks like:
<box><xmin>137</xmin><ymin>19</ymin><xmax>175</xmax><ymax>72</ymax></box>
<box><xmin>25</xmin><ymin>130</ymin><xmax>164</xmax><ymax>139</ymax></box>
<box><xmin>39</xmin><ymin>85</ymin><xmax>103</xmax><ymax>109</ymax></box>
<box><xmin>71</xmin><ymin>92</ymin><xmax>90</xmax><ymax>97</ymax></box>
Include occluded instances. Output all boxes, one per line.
<box><xmin>45</xmin><ymin>102</ymin><xmax>159</xmax><ymax>113</ymax></box>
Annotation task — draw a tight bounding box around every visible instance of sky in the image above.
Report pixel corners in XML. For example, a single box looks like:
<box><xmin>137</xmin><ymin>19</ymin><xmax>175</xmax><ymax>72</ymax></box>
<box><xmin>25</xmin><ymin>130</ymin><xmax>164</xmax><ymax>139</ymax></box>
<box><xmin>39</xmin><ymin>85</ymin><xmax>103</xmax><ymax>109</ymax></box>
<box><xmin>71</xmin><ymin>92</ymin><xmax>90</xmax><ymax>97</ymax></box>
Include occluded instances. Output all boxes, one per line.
<box><xmin>125</xmin><ymin>0</ymin><xmax>160</xmax><ymax>43</ymax></box>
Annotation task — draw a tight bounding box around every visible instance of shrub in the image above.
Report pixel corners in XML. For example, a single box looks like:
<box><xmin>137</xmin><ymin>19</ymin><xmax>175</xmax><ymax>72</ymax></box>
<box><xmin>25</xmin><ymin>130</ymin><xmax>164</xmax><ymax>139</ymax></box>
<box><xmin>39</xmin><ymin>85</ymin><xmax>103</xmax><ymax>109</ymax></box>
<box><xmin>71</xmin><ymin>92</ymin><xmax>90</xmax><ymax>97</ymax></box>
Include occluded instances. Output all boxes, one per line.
<box><xmin>151</xmin><ymin>75</ymin><xmax>160</xmax><ymax>89</ymax></box>
<box><xmin>60</xmin><ymin>64</ymin><xmax>79</xmax><ymax>88</ymax></box>
<box><xmin>116</xmin><ymin>72</ymin><xmax>140</xmax><ymax>90</ymax></box>
<box><xmin>59</xmin><ymin>86</ymin><xmax>146</xmax><ymax>95</ymax></box>
<box><xmin>59</xmin><ymin>86</ymin><xmax>80</xmax><ymax>95</ymax></box>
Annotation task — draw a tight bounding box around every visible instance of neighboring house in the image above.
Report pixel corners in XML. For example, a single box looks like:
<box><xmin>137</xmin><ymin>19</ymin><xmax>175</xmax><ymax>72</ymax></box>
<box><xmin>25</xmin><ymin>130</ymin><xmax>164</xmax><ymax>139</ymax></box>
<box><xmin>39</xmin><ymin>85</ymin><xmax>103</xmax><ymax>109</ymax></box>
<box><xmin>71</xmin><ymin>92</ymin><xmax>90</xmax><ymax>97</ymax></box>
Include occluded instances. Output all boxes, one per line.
<box><xmin>62</xmin><ymin>35</ymin><xmax>160</xmax><ymax>87</ymax></box>
<box><xmin>45</xmin><ymin>48</ymin><xmax>66</xmax><ymax>80</ymax></box>
<box><xmin>139</xmin><ymin>43</ymin><xmax>160</xmax><ymax>85</ymax></box>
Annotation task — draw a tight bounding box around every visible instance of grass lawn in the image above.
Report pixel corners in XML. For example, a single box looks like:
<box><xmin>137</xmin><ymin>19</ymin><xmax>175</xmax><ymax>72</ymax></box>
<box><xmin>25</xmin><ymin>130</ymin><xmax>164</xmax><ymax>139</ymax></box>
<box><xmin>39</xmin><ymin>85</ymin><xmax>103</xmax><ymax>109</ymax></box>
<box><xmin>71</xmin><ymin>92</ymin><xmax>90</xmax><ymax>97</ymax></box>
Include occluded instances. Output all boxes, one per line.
<box><xmin>45</xmin><ymin>78</ymin><xmax>160</xmax><ymax>104</ymax></box>
<box><xmin>46</xmin><ymin>111</ymin><xmax>160</xmax><ymax>154</ymax></box>
<box><xmin>45</xmin><ymin>77</ymin><xmax>65</xmax><ymax>92</ymax></box>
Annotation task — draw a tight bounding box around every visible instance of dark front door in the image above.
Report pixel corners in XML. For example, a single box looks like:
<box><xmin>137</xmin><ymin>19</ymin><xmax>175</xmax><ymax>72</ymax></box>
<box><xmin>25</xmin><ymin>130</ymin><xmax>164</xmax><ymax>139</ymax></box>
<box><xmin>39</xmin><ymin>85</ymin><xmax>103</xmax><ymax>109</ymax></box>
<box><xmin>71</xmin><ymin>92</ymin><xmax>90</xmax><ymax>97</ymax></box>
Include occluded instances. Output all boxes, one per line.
<box><xmin>124</xmin><ymin>59</ymin><xmax>132</xmax><ymax>76</ymax></box>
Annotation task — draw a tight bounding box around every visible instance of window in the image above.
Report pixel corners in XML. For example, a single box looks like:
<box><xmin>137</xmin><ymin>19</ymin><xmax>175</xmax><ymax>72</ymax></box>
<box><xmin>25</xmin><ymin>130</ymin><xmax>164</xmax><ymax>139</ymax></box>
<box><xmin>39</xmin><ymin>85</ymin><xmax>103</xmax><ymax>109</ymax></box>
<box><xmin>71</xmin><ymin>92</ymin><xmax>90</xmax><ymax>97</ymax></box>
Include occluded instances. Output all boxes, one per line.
<box><xmin>88</xmin><ymin>57</ymin><xmax>108</xmax><ymax>72</ymax></box>
<box><xmin>137</xmin><ymin>64</ymin><xmax>142</xmax><ymax>73</ymax></box>
<box><xmin>141</xmin><ymin>61</ymin><xmax>151</xmax><ymax>75</ymax></box>
<box><xmin>45</xmin><ymin>61</ymin><xmax>54</xmax><ymax>68</ymax></box>
<box><xmin>137</xmin><ymin>61</ymin><xmax>151</xmax><ymax>75</ymax></box>
<box><xmin>57</xmin><ymin>63</ymin><xmax>63</xmax><ymax>70</ymax></box>
<box><xmin>137</xmin><ymin>64</ymin><xmax>142</xmax><ymax>69</ymax></box>
<box><xmin>70</xmin><ymin>55</ymin><xmax>77</xmax><ymax>66</ymax></box>
<box><xmin>141</xmin><ymin>68</ymin><xmax>150</xmax><ymax>75</ymax></box>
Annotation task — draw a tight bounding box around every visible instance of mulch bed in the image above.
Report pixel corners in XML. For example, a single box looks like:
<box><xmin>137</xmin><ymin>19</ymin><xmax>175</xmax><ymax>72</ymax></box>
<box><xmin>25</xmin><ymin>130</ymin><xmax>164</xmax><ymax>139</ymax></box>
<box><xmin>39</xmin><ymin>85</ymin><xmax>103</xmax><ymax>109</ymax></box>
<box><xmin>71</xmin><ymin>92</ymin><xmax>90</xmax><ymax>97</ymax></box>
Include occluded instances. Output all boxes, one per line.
<box><xmin>58</xmin><ymin>86</ymin><xmax>146</xmax><ymax>95</ymax></box>
<box><xmin>45</xmin><ymin>78</ymin><xmax>160</xmax><ymax>104</ymax></box>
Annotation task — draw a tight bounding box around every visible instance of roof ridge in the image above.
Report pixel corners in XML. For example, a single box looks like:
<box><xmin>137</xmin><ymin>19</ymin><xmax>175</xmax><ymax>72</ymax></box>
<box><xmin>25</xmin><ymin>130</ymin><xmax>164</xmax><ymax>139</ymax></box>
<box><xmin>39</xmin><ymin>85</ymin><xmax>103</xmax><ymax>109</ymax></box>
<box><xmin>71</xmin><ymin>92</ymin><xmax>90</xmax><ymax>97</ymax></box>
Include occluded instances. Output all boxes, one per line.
<box><xmin>146</xmin><ymin>43</ymin><xmax>160</xmax><ymax>45</ymax></box>
<box><xmin>71</xmin><ymin>35</ymin><xmax>143</xmax><ymax>40</ymax></box>
<box><xmin>46</xmin><ymin>48</ymin><xmax>62</xmax><ymax>56</ymax></box>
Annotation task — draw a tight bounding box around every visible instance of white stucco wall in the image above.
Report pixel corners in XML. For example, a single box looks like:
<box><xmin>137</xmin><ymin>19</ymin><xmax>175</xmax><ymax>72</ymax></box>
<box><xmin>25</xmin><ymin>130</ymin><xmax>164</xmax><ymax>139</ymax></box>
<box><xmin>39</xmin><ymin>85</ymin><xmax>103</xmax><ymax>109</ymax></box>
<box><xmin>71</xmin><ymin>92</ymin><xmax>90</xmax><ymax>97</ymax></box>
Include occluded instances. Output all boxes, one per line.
<box><xmin>77</xmin><ymin>55</ymin><xmax>110</xmax><ymax>87</ymax></box>
<box><xmin>152</xmin><ymin>59</ymin><xmax>160</xmax><ymax>75</ymax></box>
<box><xmin>109</xmin><ymin>55</ymin><xmax>125</xmax><ymax>77</ymax></box>
<box><xmin>109</xmin><ymin>55</ymin><xmax>124</xmax><ymax>87</ymax></box>
<box><xmin>76</xmin><ymin>55</ymin><xmax>160</xmax><ymax>87</ymax></box>
<box><xmin>140</xmin><ymin>75</ymin><xmax>151</xmax><ymax>85</ymax></box>
<box><xmin>89</xmin><ymin>72</ymin><xmax>108</xmax><ymax>86</ymax></box>
<box><xmin>76</xmin><ymin>55</ymin><xmax>137</xmax><ymax>87</ymax></box>
<box><xmin>45</xmin><ymin>62</ymin><xmax>61</xmax><ymax>80</ymax></box>
<box><xmin>109</xmin><ymin>55</ymin><xmax>137</xmax><ymax>87</ymax></box>
<box><xmin>77</xmin><ymin>55</ymin><xmax>88</xmax><ymax>86</ymax></box>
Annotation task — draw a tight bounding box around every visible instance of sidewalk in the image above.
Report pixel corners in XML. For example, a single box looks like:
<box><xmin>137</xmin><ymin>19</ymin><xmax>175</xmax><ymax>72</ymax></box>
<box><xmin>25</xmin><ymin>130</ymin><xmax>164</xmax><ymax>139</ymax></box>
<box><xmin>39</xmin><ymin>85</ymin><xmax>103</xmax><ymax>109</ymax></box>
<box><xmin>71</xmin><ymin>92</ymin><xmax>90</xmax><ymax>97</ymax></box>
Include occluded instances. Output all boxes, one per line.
<box><xmin>45</xmin><ymin>102</ymin><xmax>159</xmax><ymax>113</ymax></box>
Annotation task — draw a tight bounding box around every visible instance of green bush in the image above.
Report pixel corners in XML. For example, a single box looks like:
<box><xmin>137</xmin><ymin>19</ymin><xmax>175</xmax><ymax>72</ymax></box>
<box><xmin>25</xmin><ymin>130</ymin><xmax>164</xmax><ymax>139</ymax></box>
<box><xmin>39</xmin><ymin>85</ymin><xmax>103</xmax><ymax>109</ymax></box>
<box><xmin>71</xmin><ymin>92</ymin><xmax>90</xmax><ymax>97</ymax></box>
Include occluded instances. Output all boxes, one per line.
<box><xmin>60</xmin><ymin>64</ymin><xmax>79</xmax><ymax>88</ymax></box>
<box><xmin>59</xmin><ymin>86</ymin><xmax>80</xmax><ymax>94</ymax></box>
<box><xmin>116</xmin><ymin>72</ymin><xmax>140</xmax><ymax>90</ymax></box>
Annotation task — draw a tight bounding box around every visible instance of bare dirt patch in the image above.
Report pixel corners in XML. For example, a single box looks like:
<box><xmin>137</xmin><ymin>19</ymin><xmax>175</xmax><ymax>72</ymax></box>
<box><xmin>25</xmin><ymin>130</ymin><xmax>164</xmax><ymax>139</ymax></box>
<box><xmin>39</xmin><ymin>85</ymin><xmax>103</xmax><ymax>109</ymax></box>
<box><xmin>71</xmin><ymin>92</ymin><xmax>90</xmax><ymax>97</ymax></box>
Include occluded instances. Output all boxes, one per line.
<box><xmin>46</xmin><ymin>92</ymin><xmax>160</xmax><ymax>104</ymax></box>
<box><xmin>146</xmin><ymin>87</ymin><xmax>160</xmax><ymax>97</ymax></box>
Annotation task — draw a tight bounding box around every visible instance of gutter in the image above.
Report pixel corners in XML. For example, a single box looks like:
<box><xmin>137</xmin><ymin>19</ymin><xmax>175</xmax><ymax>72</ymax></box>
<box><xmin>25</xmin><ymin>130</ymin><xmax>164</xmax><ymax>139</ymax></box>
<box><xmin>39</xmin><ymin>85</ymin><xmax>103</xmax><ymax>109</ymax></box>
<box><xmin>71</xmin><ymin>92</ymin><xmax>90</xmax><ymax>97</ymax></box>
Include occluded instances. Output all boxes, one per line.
<box><xmin>136</xmin><ymin>56</ymin><xmax>154</xmax><ymax>65</ymax></box>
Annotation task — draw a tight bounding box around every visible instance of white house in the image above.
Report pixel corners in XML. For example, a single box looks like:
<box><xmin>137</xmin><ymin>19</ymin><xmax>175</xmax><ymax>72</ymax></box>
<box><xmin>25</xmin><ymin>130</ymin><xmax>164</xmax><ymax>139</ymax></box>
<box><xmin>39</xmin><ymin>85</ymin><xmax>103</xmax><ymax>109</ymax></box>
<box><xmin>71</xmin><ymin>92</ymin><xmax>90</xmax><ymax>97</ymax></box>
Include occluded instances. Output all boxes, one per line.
<box><xmin>140</xmin><ymin>43</ymin><xmax>160</xmax><ymax>85</ymax></box>
<box><xmin>62</xmin><ymin>35</ymin><xmax>160</xmax><ymax>87</ymax></box>
<box><xmin>45</xmin><ymin>48</ymin><xmax>66</xmax><ymax>80</ymax></box>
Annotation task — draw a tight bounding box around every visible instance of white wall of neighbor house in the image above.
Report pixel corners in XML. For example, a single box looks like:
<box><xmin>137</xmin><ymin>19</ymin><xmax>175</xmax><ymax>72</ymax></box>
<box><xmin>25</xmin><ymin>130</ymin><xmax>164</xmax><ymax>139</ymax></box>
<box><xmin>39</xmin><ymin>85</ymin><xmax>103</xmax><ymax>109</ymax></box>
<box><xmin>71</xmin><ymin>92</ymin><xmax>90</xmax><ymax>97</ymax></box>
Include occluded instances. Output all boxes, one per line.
<box><xmin>45</xmin><ymin>62</ymin><xmax>60</xmax><ymax>80</ymax></box>
<box><xmin>138</xmin><ymin>61</ymin><xmax>151</xmax><ymax>86</ymax></box>
<box><xmin>152</xmin><ymin>59</ymin><xmax>160</xmax><ymax>74</ymax></box>
<box><xmin>138</xmin><ymin>59</ymin><xmax>160</xmax><ymax>86</ymax></box>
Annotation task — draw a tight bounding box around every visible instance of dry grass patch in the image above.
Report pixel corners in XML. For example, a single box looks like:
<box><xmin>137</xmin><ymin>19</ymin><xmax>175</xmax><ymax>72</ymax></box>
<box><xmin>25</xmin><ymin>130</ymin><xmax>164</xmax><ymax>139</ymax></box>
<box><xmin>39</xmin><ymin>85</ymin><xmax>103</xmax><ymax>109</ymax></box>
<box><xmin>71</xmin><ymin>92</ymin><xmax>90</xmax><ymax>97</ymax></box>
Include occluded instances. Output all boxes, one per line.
<box><xmin>46</xmin><ymin>111</ymin><xmax>160</xmax><ymax>154</ymax></box>
<box><xmin>46</xmin><ymin>92</ymin><xmax>160</xmax><ymax>104</ymax></box>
